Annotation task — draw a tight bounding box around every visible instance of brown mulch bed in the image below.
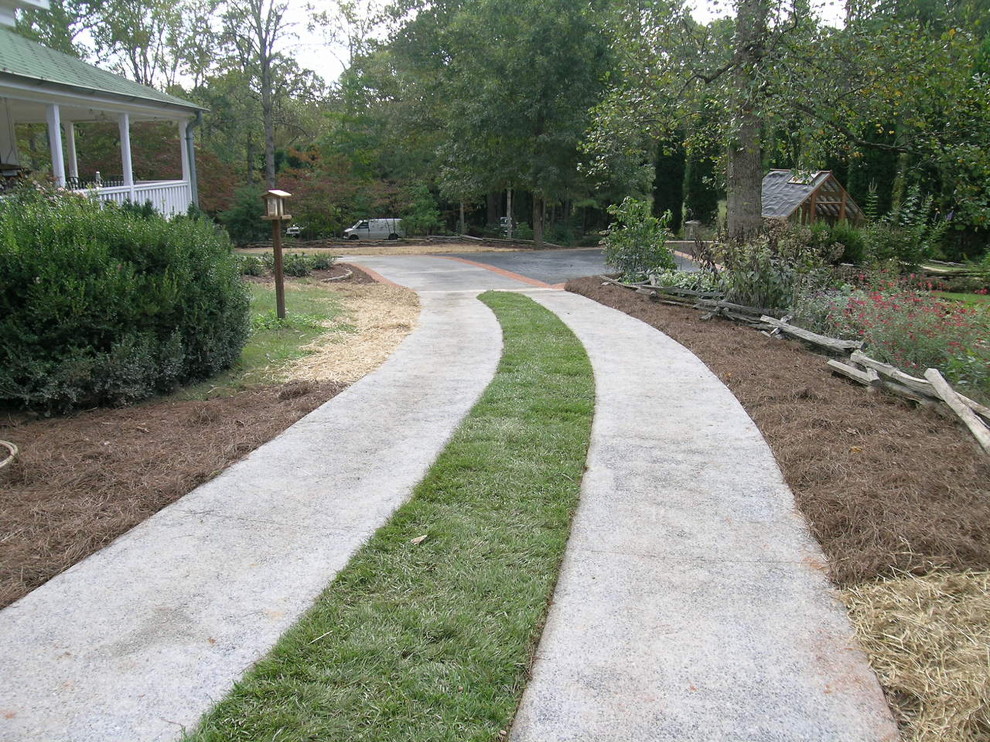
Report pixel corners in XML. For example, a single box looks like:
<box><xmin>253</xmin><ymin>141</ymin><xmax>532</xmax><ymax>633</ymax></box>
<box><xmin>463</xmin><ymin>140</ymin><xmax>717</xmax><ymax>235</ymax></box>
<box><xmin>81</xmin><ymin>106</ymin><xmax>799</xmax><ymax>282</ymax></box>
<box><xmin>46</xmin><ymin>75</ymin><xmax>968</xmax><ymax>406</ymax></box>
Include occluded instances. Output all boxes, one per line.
<box><xmin>320</xmin><ymin>263</ymin><xmax>376</xmax><ymax>283</ymax></box>
<box><xmin>241</xmin><ymin>262</ymin><xmax>377</xmax><ymax>284</ymax></box>
<box><xmin>0</xmin><ymin>380</ymin><xmax>345</xmax><ymax>609</ymax></box>
<box><xmin>567</xmin><ymin>277</ymin><xmax>990</xmax><ymax>587</ymax></box>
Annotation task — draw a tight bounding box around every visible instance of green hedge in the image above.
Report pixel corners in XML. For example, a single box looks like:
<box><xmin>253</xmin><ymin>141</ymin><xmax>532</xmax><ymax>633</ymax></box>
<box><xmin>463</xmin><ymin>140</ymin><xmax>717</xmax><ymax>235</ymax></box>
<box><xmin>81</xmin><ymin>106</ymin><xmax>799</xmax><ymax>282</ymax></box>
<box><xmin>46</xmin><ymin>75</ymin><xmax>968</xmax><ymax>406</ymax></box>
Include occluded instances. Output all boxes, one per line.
<box><xmin>0</xmin><ymin>187</ymin><xmax>249</xmax><ymax>411</ymax></box>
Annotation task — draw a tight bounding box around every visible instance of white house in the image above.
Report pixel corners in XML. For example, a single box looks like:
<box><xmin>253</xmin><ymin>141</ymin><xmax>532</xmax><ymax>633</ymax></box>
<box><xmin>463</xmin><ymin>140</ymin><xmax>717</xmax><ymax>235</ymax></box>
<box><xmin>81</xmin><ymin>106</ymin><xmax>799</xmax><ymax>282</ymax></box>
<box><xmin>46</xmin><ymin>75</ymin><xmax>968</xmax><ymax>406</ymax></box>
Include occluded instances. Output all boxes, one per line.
<box><xmin>0</xmin><ymin>0</ymin><xmax>204</xmax><ymax>215</ymax></box>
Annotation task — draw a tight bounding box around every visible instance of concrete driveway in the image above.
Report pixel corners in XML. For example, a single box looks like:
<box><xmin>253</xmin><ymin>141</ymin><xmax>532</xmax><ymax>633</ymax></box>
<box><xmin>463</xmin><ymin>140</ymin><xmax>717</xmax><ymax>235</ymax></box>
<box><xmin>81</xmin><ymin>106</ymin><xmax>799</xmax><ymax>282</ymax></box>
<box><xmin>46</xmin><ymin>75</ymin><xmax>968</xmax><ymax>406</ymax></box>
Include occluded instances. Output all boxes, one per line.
<box><xmin>0</xmin><ymin>255</ymin><xmax>896</xmax><ymax>741</ymax></box>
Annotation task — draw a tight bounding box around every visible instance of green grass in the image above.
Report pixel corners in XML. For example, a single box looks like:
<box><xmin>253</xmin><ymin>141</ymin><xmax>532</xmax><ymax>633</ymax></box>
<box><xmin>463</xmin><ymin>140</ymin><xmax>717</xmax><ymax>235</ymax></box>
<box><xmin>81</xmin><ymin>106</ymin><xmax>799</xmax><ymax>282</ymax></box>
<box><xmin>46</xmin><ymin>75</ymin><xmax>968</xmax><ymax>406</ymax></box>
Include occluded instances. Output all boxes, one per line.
<box><xmin>186</xmin><ymin>291</ymin><xmax>595</xmax><ymax>742</ymax></box>
<box><xmin>936</xmin><ymin>291</ymin><xmax>990</xmax><ymax>305</ymax></box>
<box><xmin>177</xmin><ymin>282</ymin><xmax>353</xmax><ymax>398</ymax></box>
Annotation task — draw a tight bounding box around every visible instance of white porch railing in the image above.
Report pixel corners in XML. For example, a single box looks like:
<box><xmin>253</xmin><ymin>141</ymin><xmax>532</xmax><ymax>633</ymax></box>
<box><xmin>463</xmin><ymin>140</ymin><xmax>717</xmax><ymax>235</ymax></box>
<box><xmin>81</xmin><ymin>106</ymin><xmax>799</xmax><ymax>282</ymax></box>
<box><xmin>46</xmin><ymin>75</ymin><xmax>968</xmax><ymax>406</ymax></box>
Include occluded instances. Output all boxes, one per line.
<box><xmin>81</xmin><ymin>180</ymin><xmax>193</xmax><ymax>218</ymax></box>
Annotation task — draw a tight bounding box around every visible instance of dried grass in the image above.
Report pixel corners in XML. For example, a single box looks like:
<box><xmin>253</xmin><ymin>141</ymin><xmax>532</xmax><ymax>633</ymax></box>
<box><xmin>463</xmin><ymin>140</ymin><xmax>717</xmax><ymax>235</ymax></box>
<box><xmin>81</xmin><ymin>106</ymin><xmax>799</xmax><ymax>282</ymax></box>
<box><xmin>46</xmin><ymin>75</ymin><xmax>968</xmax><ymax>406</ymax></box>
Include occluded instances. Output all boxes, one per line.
<box><xmin>283</xmin><ymin>282</ymin><xmax>419</xmax><ymax>384</ymax></box>
<box><xmin>840</xmin><ymin>571</ymin><xmax>990</xmax><ymax>741</ymax></box>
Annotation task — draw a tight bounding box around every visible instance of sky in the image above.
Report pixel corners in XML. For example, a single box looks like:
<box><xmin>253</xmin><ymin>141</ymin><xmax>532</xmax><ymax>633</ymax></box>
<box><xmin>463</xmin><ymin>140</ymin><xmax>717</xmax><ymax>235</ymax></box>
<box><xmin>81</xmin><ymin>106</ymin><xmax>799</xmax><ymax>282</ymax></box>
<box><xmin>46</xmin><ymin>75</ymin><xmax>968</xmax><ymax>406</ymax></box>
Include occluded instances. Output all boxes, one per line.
<box><xmin>280</xmin><ymin>1</ymin><xmax>367</xmax><ymax>85</ymax></box>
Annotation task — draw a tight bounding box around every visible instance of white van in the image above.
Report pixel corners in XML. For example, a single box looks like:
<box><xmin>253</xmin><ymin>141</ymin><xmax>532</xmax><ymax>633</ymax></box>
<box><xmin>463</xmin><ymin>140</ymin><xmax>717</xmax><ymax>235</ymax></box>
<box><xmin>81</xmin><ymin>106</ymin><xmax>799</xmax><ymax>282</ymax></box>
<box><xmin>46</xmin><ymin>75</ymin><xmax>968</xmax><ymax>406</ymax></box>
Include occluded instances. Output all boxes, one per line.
<box><xmin>343</xmin><ymin>218</ymin><xmax>405</xmax><ymax>240</ymax></box>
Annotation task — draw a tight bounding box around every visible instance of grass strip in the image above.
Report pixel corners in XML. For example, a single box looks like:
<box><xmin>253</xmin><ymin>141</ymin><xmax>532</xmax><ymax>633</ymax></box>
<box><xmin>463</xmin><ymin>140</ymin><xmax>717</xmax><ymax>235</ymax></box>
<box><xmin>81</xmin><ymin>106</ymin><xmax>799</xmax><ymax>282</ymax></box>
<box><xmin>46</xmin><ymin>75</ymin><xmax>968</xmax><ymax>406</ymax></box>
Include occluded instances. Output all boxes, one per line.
<box><xmin>187</xmin><ymin>291</ymin><xmax>594</xmax><ymax>741</ymax></box>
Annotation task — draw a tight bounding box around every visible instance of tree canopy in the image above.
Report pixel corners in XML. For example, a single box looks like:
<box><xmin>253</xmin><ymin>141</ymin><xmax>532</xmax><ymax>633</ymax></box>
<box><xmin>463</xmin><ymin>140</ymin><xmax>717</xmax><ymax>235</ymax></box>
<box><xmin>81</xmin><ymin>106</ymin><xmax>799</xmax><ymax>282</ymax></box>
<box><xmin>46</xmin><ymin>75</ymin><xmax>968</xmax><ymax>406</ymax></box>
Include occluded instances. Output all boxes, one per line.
<box><xmin>12</xmin><ymin>0</ymin><xmax>990</xmax><ymax>253</ymax></box>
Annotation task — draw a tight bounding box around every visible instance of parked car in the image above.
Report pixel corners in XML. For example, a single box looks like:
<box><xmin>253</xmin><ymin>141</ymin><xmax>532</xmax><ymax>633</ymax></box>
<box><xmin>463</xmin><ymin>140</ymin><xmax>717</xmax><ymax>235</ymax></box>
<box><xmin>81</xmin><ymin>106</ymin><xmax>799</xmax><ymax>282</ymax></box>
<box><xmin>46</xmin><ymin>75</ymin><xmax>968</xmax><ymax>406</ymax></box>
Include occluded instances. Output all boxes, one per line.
<box><xmin>285</xmin><ymin>224</ymin><xmax>302</xmax><ymax>237</ymax></box>
<box><xmin>343</xmin><ymin>218</ymin><xmax>404</xmax><ymax>240</ymax></box>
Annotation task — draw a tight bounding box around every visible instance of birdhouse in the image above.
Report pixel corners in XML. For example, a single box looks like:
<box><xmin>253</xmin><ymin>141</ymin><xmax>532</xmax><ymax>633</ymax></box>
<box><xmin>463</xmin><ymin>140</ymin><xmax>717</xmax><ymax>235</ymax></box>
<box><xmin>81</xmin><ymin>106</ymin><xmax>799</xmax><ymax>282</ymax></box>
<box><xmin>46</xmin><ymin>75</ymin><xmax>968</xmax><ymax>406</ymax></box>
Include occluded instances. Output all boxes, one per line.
<box><xmin>261</xmin><ymin>189</ymin><xmax>292</xmax><ymax>221</ymax></box>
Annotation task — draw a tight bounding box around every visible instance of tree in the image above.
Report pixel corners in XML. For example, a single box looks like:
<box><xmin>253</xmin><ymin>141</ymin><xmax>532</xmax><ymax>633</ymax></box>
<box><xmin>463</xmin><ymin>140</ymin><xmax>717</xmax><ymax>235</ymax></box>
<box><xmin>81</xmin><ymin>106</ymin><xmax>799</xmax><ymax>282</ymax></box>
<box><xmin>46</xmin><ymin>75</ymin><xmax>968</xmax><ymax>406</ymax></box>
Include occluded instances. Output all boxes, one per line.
<box><xmin>221</xmin><ymin>0</ymin><xmax>292</xmax><ymax>187</ymax></box>
<box><xmin>436</xmin><ymin>0</ymin><xmax>609</xmax><ymax>245</ymax></box>
<box><xmin>653</xmin><ymin>138</ymin><xmax>685</xmax><ymax>233</ymax></box>
<box><xmin>588</xmin><ymin>0</ymin><xmax>990</xmax><ymax>247</ymax></box>
<box><xmin>14</xmin><ymin>0</ymin><xmax>94</xmax><ymax>55</ymax></box>
<box><xmin>88</xmin><ymin>0</ymin><xmax>184</xmax><ymax>86</ymax></box>
<box><xmin>309</xmin><ymin>0</ymin><xmax>385</xmax><ymax>71</ymax></box>
<box><xmin>725</xmin><ymin>0</ymin><xmax>770</xmax><ymax>239</ymax></box>
<box><xmin>583</xmin><ymin>0</ymin><xmax>720</xmax><ymax>230</ymax></box>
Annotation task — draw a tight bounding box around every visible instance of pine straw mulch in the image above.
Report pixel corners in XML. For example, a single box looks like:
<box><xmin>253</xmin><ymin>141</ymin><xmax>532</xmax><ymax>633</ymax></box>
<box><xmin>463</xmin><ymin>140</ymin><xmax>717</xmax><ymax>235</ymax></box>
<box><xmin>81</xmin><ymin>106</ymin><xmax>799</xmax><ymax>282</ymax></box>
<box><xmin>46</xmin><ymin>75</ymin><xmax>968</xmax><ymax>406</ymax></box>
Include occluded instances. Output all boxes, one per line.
<box><xmin>284</xmin><ymin>282</ymin><xmax>419</xmax><ymax>385</ymax></box>
<box><xmin>567</xmin><ymin>277</ymin><xmax>990</xmax><ymax>742</ymax></box>
<box><xmin>841</xmin><ymin>570</ymin><xmax>990</xmax><ymax>740</ymax></box>
<box><xmin>0</xmin><ymin>381</ymin><xmax>345</xmax><ymax>609</ymax></box>
<box><xmin>0</xmin><ymin>267</ymin><xmax>419</xmax><ymax>611</ymax></box>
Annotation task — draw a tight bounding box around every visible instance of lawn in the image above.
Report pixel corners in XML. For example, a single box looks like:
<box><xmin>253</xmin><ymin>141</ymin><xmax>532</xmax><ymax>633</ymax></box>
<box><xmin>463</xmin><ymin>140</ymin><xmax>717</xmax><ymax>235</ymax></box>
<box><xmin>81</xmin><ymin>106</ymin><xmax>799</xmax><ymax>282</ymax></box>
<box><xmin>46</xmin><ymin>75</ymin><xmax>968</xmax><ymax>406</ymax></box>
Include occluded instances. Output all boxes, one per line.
<box><xmin>178</xmin><ymin>281</ymin><xmax>354</xmax><ymax>398</ymax></box>
<box><xmin>187</xmin><ymin>291</ymin><xmax>595</xmax><ymax>742</ymax></box>
<box><xmin>936</xmin><ymin>290</ymin><xmax>990</xmax><ymax>305</ymax></box>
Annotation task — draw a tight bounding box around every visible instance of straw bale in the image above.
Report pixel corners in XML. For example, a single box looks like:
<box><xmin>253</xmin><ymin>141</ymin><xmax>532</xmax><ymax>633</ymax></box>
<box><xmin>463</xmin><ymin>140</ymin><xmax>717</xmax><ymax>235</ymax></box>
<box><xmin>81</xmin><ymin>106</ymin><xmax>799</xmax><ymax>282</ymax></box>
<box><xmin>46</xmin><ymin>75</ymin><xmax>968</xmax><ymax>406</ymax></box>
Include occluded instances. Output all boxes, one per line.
<box><xmin>840</xmin><ymin>571</ymin><xmax>990</xmax><ymax>741</ymax></box>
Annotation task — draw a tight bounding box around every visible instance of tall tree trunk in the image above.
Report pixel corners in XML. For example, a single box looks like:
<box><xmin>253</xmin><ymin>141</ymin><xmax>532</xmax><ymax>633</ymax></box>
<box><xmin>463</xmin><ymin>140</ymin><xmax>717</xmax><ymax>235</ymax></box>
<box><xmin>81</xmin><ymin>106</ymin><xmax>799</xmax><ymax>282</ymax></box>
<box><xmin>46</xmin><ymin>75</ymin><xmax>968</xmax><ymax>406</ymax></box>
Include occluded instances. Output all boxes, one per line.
<box><xmin>891</xmin><ymin>150</ymin><xmax>910</xmax><ymax>212</ymax></box>
<box><xmin>487</xmin><ymin>192</ymin><xmax>498</xmax><ymax>226</ymax></box>
<box><xmin>261</xmin><ymin>60</ymin><xmax>276</xmax><ymax>188</ymax></box>
<box><xmin>256</xmin><ymin>0</ymin><xmax>277</xmax><ymax>188</ymax></box>
<box><xmin>246</xmin><ymin>132</ymin><xmax>256</xmax><ymax>184</ymax></box>
<box><xmin>532</xmin><ymin>194</ymin><xmax>544</xmax><ymax>247</ymax></box>
<box><xmin>655</xmin><ymin>138</ymin><xmax>686</xmax><ymax>234</ymax></box>
<box><xmin>726</xmin><ymin>0</ymin><xmax>769</xmax><ymax>242</ymax></box>
<box><xmin>226</xmin><ymin>0</ymin><xmax>286</xmax><ymax>190</ymax></box>
<box><xmin>506</xmin><ymin>188</ymin><xmax>513</xmax><ymax>239</ymax></box>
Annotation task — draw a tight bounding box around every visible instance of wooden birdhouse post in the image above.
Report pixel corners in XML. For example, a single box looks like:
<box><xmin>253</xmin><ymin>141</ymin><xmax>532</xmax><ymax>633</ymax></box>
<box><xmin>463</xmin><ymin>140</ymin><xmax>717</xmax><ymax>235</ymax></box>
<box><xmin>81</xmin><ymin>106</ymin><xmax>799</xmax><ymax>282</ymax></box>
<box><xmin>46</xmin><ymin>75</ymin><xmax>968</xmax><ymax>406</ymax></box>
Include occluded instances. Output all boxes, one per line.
<box><xmin>261</xmin><ymin>189</ymin><xmax>292</xmax><ymax>319</ymax></box>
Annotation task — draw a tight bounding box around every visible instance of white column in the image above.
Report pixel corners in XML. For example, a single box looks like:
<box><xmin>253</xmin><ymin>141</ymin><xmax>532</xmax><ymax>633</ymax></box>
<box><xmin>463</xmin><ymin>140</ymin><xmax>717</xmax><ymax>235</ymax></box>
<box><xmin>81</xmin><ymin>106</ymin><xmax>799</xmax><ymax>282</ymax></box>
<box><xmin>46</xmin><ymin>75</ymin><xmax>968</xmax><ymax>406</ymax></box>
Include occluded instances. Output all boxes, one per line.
<box><xmin>46</xmin><ymin>104</ymin><xmax>66</xmax><ymax>187</ymax></box>
<box><xmin>65</xmin><ymin>121</ymin><xmax>79</xmax><ymax>181</ymax></box>
<box><xmin>118</xmin><ymin>112</ymin><xmax>134</xmax><ymax>198</ymax></box>
<box><xmin>178</xmin><ymin>119</ymin><xmax>191</xmax><ymax>184</ymax></box>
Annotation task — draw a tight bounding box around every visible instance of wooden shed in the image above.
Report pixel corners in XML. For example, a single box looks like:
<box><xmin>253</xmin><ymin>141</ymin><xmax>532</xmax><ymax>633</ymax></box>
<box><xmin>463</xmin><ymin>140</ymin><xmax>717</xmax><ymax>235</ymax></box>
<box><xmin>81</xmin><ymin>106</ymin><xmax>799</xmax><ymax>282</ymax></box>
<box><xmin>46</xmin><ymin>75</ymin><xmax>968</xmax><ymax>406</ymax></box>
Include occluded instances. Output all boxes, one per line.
<box><xmin>761</xmin><ymin>170</ymin><xmax>863</xmax><ymax>225</ymax></box>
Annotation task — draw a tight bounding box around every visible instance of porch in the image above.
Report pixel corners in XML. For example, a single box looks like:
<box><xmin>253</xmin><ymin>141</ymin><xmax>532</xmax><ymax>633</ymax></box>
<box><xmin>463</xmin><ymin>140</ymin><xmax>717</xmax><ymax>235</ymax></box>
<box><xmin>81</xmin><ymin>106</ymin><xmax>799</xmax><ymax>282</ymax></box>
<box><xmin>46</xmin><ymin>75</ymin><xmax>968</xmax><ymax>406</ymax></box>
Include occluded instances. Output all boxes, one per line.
<box><xmin>0</xmin><ymin>24</ymin><xmax>204</xmax><ymax>217</ymax></box>
<box><xmin>1</xmin><ymin>97</ymin><xmax>198</xmax><ymax>218</ymax></box>
<box><xmin>83</xmin><ymin>180</ymin><xmax>193</xmax><ymax>217</ymax></box>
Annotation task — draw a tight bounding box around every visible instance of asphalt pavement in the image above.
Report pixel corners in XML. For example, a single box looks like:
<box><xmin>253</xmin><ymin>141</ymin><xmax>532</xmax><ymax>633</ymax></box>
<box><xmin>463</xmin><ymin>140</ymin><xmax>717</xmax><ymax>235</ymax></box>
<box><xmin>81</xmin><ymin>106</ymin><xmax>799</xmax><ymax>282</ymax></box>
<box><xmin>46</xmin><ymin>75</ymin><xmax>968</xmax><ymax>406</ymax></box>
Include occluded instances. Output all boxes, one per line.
<box><xmin>446</xmin><ymin>246</ymin><xmax>697</xmax><ymax>286</ymax></box>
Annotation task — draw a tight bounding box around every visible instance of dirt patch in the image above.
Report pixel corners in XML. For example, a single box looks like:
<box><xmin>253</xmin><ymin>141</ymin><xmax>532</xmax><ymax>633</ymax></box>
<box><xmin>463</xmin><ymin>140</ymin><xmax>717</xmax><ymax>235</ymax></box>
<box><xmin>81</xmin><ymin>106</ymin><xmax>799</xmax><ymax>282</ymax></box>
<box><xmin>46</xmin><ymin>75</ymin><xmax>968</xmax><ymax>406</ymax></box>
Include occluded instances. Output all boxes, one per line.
<box><xmin>566</xmin><ymin>277</ymin><xmax>990</xmax><ymax>586</ymax></box>
<box><xmin>241</xmin><ymin>262</ymin><xmax>377</xmax><ymax>285</ymax></box>
<box><xmin>315</xmin><ymin>263</ymin><xmax>376</xmax><ymax>283</ymax></box>
<box><xmin>0</xmin><ymin>381</ymin><xmax>344</xmax><ymax>609</ymax></box>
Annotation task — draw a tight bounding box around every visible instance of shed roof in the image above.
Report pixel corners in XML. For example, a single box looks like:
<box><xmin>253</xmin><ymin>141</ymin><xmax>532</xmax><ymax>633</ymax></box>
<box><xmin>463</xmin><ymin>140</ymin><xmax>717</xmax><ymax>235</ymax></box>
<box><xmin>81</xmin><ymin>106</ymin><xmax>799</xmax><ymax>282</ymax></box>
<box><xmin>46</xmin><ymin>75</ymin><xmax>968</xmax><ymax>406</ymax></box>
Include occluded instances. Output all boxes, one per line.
<box><xmin>761</xmin><ymin>169</ymin><xmax>831</xmax><ymax>218</ymax></box>
<box><xmin>762</xmin><ymin>169</ymin><xmax>863</xmax><ymax>223</ymax></box>
<box><xmin>0</xmin><ymin>27</ymin><xmax>203</xmax><ymax>113</ymax></box>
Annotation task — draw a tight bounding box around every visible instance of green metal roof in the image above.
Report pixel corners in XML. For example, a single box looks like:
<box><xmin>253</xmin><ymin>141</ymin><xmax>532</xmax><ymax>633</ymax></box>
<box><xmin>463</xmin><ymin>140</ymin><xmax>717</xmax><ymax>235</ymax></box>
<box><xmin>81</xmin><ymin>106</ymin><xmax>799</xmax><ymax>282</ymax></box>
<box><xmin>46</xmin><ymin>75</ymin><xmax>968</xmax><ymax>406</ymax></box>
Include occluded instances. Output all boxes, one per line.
<box><xmin>0</xmin><ymin>27</ymin><xmax>203</xmax><ymax>112</ymax></box>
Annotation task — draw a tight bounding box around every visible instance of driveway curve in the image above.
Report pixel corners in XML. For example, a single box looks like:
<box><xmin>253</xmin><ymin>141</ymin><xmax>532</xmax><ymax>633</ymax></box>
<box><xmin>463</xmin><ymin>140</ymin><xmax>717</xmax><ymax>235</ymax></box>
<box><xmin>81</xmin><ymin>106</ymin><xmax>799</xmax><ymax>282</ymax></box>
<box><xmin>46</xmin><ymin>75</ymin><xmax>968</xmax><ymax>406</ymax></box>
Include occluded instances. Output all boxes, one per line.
<box><xmin>512</xmin><ymin>289</ymin><xmax>898</xmax><ymax>741</ymax></box>
<box><xmin>354</xmin><ymin>256</ymin><xmax>898</xmax><ymax>740</ymax></box>
<box><xmin>0</xmin><ymin>291</ymin><xmax>502</xmax><ymax>742</ymax></box>
<box><xmin>0</xmin><ymin>255</ymin><xmax>897</xmax><ymax>741</ymax></box>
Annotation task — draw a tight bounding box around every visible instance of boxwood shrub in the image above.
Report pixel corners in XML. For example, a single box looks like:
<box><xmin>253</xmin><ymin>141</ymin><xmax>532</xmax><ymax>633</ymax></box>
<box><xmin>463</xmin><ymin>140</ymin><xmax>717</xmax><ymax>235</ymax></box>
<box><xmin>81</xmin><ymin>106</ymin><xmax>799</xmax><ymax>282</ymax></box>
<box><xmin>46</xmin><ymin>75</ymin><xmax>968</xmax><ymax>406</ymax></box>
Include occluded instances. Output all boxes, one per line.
<box><xmin>0</xmin><ymin>187</ymin><xmax>249</xmax><ymax>411</ymax></box>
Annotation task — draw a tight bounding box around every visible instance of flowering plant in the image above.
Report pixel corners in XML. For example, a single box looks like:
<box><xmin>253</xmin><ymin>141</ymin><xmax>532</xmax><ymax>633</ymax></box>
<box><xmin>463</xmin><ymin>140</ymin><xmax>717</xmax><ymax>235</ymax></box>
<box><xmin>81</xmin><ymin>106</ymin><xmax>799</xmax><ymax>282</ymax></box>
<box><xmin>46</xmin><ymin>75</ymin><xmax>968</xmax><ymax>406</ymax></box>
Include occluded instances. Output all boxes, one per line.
<box><xmin>798</xmin><ymin>273</ymin><xmax>989</xmax><ymax>399</ymax></box>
